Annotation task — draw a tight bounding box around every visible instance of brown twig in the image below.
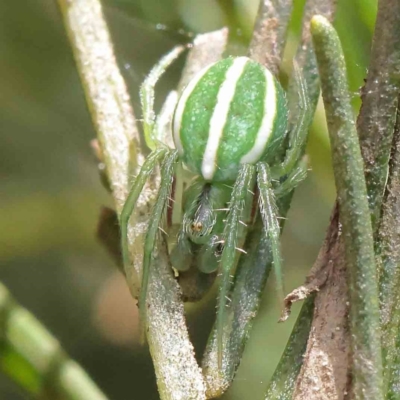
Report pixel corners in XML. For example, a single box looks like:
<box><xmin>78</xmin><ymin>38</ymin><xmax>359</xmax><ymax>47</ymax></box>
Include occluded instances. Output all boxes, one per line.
<box><xmin>249</xmin><ymin>0</ymin><xmax>293</xmax><ymax>76</ymax></box>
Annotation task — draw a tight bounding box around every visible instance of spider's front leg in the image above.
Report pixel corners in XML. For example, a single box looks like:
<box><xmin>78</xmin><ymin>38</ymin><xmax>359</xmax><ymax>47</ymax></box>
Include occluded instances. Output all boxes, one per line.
<box><xmin>253</xmin><ymin>66</ymin><xmax>313</xmax><ymax>299</ymax></box>
<box><xmin>121</xmin><ymin>45</ymin><xmax>185</xmax><ymax>270</ymax></box>
<box><xmin>217</xmin><ymin>164</ymin><xmax>255</xmax><ymax>366</ymax></box>
<box><xmin>139</xmin><ymin>150</ymin><xmax>179</xmax><ymax>323</ymax></box>
<box><xmin>120</xmin><ymin>148</ymin><xmax>168</xmax><ymax>272</ymax></box>
<box><xmin>120</xmin><ymin>149</ymin><xmax>178</xmax><ymax>324</ymax></box>
<box><xmin>121</xmin><ymin>45</ymin><xmax>185</xmax><ymax>324</ymax></box>
<box><xmin>254</xmin><ymin>67</ymin><xmax>312</xmax><ymax>307</ymax></box>
<box><xmin>257</xmin><ymin>162</ymin><xmax>284</xmax><ymax>302</ymax></box>
<box><xmin>274</xmin><ymin>156</ymin><xmax>308</xmax><ymax>199</ymax></box>
<box><xmin>140</xmin><ymin>45</ymin><xmax>185</xmax><ymax>150</ymax></box>
<box><xmin>270</xmin><ymin>62</ymin><xmax>313</xmax><ymax>180</ymax></box>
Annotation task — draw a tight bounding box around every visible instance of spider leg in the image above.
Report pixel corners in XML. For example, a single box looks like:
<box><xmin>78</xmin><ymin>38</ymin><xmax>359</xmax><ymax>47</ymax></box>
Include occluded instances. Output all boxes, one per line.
<box><xmin>274</xmin><ymin>156</ymin><xmax>308</xmax><ymax>198</ymax></box>
<box><xmin>217</xmin><ymin>164</ymin><xmax>255</xmax><ymax>368</ymax></box>
<box><xmin>257</xmin><ymin>162</ymin><xmax>285</xmax><ymax>303</ymax></box>
<box><xmin>120</xmin><ymin>148</ymin><xmax>168</xmax><ymax>273</ymax></box>
<box><xmin>139</xmin><ymin>150</ymin><xmax>179</xmax><ymax>324</ymax></box>
<box><xmin>141</xmin><ymin>46</ymin><xmax>185</xmax><ymax>150</ymax></box>
<box><xmin>155</xmin><ymin>90</ymin><xmax>178</xmax><ymax>146</ymax></box>
<box><xmin>197</xmin><ymin>235</ymin><xmax>221</xmax><ymax>273</ymax></box>
<box><xmin>271</xmin><ymin>62</ymin><xmax>313</xmax><ymax>179</ymax></box>
<box><xmin>170</xmin><ymin>232</ymin><xmax>193</xmax><ymax>272</ymax></box>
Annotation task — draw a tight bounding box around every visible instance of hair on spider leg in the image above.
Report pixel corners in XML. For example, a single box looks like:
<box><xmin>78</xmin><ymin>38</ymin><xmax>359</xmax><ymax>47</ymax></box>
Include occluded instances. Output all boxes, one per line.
<box><xmin>222</xmin><ymin>184</ymin><xmax>234</xmax><ymax>190</ymax></box>
<box><xmin>158</xmin><ymin>226</ymin><xmax>169</xmax><ymax>236</ymax></box>
<box><xmin>215</xmin><ymin>272</ymin><xmax>234</xmax><ymax>286</ymax></box>
<box><xmin>235</xmin><ymin>247</ymin><xmax>247</xmax><ymax>254</ymax></box>
<box><xmin>128</xmin><ymin>171</ymin><xmax>139</xmax><ymax>181</ymax></box>
<box><xmin>213</xmin><ymin>298</ymin><xmax>232</xmax><ymax>311</ymax></box>
<box><xmin>166</xmin><ymin>204</ymin><xmax>173</xmax><ymax>211</ymax></box>
<box><xmin>224</xmin><ymin>296</ymin><xmax>232</xmax><ymax>304</ymax></box>
<box><xmin>215</xmin><ymin>162</ymin><xmax>222</xmax><ymax>170</ymax></box>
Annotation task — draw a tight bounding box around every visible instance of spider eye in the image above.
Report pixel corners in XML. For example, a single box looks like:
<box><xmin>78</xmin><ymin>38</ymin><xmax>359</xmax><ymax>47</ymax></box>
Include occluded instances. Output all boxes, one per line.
<box><xmin>191</xmin><ymin>222</ymin><xmax>203</xmax><ymax>233</ymax></box>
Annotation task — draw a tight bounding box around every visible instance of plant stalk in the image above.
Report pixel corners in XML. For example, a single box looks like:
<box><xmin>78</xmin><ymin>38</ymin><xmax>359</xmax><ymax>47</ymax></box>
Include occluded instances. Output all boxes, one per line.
<box><xmin>311</xmin><ymin>15</ymin><xmax>383</xmax><ymax>400</ymax></box>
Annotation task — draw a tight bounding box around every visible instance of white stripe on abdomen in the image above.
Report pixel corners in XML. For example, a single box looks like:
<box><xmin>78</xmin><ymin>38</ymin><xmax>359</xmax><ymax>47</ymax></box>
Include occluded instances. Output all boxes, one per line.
<box><xmin>240</xmin><ymin>69</ymin><xmax>277</xmax><ymax>164</ymax></box>
<box><xmin>173</xmin><ymin>64</ymin><xmax>213</xmax><ymax>155</ymax></box>
<box><xmin>201</xmin><ymin>57</ymin><xmax>249</xmax><ymax>180</ymax></box>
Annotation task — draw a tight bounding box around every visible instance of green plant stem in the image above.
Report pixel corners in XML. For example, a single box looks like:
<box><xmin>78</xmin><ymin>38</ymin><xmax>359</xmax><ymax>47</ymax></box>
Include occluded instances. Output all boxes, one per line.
<box><xmin>0</xmin><ymin>282</ymin><xmax>108</xmax><ymax>400</ymax></box>
<box><xmin>383</xmin><ymin>291</ymin><xmax>400</xmax><ymax>399</ymax></box>
<box><xmin>379</xmin><ymin>107</ymin><xmax>400</xmax><ymax>325</ymax></box>
<box><xmin>312</xmin><ymin>15</ymin><xmax>383</xmax><ymax>400</ymax></box>
<box><xmin>356</xmin><ymin>0</ymin><xmax>400</xmax><ymax>229</ymax></box>
<box><xmin>202</xmin><ymin>216</ymin><xmax>274</xmax><ymax>398</ymax></box>
<box><xmin>369</xmin><ymin>1</ymin><xmax>400</xmax><ymax>394</ymax></box>
<box><xmin>378</xmin><ymin>105</ymin><xmax>400</xmax><ymax>396</ymax></box>
<box><xmin>249</xmin><ymin>0</ymin><xmax>293</xmax><ymax>76</ymax></box>
<box><xmin>264</xmin><ymin>296</ymin><xmax>314</xmax><ymax>400</ymax></box>
<box><xmin>265</xmin><ymin>203</ymin><xmax>340</xmax><ymax>398</ymax></box>
<box><xmin>288</xmin><ymin>0</ymin><xmax>337</xmax><ymax>114</ymax></box>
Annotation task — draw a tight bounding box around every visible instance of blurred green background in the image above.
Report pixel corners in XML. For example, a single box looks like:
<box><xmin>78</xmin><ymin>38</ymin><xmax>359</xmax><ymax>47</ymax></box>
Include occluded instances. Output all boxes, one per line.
<box><xmin>0</xmin><ymin>0</ymin><xmax>376</xmax><ymax>398</ymax></box>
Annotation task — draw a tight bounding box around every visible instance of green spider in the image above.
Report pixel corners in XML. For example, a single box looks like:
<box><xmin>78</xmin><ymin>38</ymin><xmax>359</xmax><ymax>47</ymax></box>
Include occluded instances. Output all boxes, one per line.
<box><xmin>120</xmin><ymin>46</ymin><xmax>312</xmax><ymax>365</ymax></box>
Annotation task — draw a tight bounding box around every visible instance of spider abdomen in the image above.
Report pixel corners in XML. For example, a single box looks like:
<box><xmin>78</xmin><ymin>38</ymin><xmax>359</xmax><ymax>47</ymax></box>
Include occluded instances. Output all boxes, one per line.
<box><xmin>173</xmin><ymin>56</ymin><xmax>288</xmax><ymax>182</ymax></box>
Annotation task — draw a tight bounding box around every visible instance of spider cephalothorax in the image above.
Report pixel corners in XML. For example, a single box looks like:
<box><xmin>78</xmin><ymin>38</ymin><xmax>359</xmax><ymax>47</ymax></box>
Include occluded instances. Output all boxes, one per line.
<box><xmin>120</xmin><ymin>48</ymin><xmax>312</xmax><ymax>366</ymax></box>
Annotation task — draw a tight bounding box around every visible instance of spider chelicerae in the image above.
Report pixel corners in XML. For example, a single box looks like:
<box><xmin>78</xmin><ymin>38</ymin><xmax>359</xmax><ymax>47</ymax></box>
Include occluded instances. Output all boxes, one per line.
<box><xmin>120</xmin><ymin>46</ymin><xmax>312</xmax><ymax>365</ymax></box>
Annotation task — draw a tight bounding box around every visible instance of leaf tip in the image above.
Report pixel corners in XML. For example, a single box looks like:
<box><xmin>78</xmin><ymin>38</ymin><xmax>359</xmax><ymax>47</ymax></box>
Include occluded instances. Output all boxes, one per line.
<box><xmin>310</xmin><ymin>14</ymin><xmax>330</xmax><ymax>34</ymax></box>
